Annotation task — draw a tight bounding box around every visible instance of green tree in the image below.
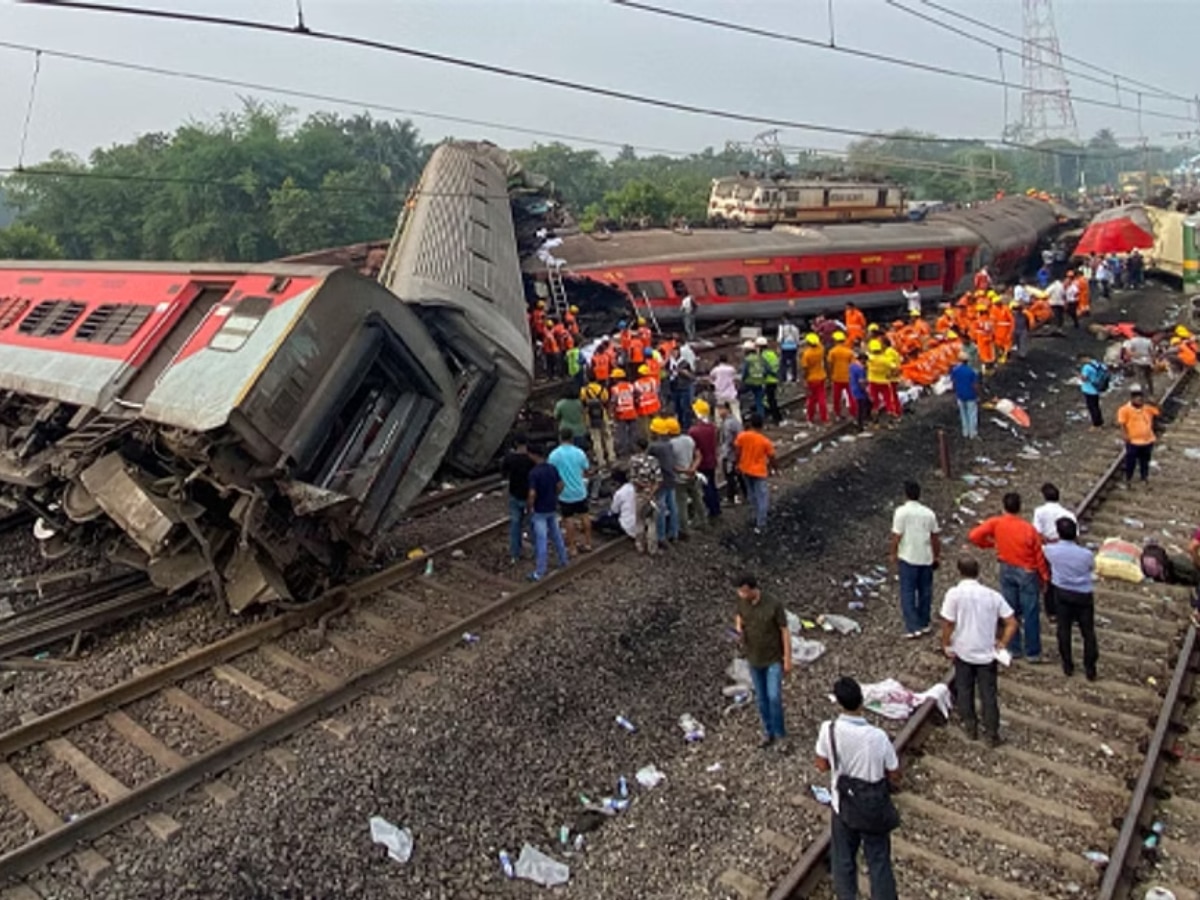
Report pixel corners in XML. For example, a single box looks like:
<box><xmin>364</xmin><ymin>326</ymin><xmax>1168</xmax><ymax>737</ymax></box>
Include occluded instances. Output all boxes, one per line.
<box><xmin>0</xmin><ymin>223</ymin><xmax>62</xmax><ymax>259</ymax></box>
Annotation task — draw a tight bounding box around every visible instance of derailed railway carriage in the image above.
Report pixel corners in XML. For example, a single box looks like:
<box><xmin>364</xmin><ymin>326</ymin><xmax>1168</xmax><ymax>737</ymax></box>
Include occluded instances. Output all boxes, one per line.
<box><xmin>0</xmin><ymin>262</ymin><xmax>461</xmax><ymax>610</ymax></box>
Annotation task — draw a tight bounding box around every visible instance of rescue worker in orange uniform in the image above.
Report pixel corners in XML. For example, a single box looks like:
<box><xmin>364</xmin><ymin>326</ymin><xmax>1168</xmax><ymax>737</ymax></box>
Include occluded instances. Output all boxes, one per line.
<box><xmin>934</xmin><ymin>303</ymin><xmax>954</xmax><ymax>335</ymax></box>
<box><xmin>800</xmin><ymin>332</ymin><xmax>829</xmax><ymax>424</ymax></box>
<box><xmin>990</xmin><ymin>297</ymin><xmax>1015</xmax><ymax>363</ymax></box>
<box><xmin>909</xmin><ymin>309</ymin><xmax>931</xmax><ymax>344</ymax></box>
<box><xmin>1075</xmin><ymin>271</ymin><xmax>1091</xmax><ymax>316</ymax></box>
<box><xmin>542</xmin><ymin>321</ymin><xmax>562</xmax><ymax>378</ymax></box>
<box><xmin>591</xmin><ymin>340</ymin><xmax>614</xmax><ymax>386</ymax></box>
<box><xmin>633</xmin><ymin>363</ymin><xmax>661</xmax><ymax>443</ymax></box>
<box><xmin>628</xmin><ymin>332</ymin><xmax>646</xmax><ymax>368</ymax></box>
<box><xmin>970</xmin><ymin>305</ymin><xmax>996</xmax><ymax>372</ymax></box>
<box><xmin>609</xmin><ymin>368</ymin><xmax>638</xmax><ymax>458</ymax></box>
<box><xmin>617</xmin><ymin>321</ymin><xmax>634</xmax><ymax>365</ymax></box>
<box><xmin>827</xmin><ymin>330</ymin><xmax>856</xmax><ymax>420</ymax></box>
<box><xmin>636</xmin><ymin>317</ymin><xmax>653</xmax><ymax>349</ymax></box>
<box><xmin>973</xmin><ymin>267</ymin><xmax>992</xmax><ymax>293</ymax></box>
<box><xmin>844</xmin><ymin>302</ymin><xmax>867</xmax><ymax>347</ymax></box>
<box><xmin>564</xmin><ymin>305</ymin><xmax>581</xmax><ymax>342</ymax></box>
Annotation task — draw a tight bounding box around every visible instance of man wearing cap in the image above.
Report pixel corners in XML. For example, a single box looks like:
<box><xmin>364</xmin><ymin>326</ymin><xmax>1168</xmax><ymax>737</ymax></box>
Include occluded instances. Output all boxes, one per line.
<box><xmin>800</xmin><ymin>332</ymin><xmax>829</xmax><ymax>424</ymax></box>
<box><xmin>1117</xmin><ymin>385</ymin><xmax>1160</xmax><ymax>487</ymax></box>
<box><xmin>777</xmin><ymin>315</ymin><xmax>801</xmax><ymax>383</ymax></box>
<box><xmin>741</xmin><ymin>340</ymin><xmax>767</xmax><ymax>419</ymax></box>
<box><xmin>689</xmin><ymin>399</ymin><xmax>722</xmax><ymax>519</ymax></box>
<box><xmin>609</xmin><ymin>368</ymin><xmax>638</xmax><ymax>458</ymax></box>
<box><xmin>950</xmin><ymin>351</ymin><xmax>980</xmax><ymax>439</ymax></box>
<box><xmin>633</xmin><ymin>363</ymin><xmax>661</xmax><ymax>444</ymax></box>
<box><xmin>827</xmin><ymin>331</ymin><xmax>856</xmax><ymax>421</ymax></box>
<box><xmin>865</xmin><ymin>339</ymin><xmax>892</xmax><ymax>422</ymax></box>
<box><xmin>648</xmin><ymin>416</ymin><xmax>681</xmax><ymax>546</ymax></box>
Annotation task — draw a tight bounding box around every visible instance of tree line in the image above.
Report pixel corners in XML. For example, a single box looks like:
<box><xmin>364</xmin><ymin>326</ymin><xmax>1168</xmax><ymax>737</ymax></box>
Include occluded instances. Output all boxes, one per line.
<box><xmin>0</xmin><ymin>101</ymin><xmax>1193</xmax><ymax>262</ymax></box>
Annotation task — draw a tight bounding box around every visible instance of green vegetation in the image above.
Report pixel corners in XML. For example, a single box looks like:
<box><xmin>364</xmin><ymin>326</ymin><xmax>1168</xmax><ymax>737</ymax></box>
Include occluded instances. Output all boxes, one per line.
<box><xmin>1</xmin><ymin>101</ymin><xmax>1192</xmax><ymax>262</ymax></box>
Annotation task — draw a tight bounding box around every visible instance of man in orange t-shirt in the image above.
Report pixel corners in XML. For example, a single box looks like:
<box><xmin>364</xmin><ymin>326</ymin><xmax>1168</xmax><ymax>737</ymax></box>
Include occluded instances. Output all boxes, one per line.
<box><xmin>827</xmin><ymin>331</ymin><xmax>856</xmax><ymax>420</ymax></box>
<box><xmin>733</xmin><ymin>413</ymin><xmax>777</xmax><ymax>534</ymax></box>
<box><xmin>800</xmin><ymin>333</ymin><xmax>829</xmax><ymax>425</ymax></box>
<box><xmin>1117</xmin><ymin>385</ymin><xmax>1160</xmax><ymax>486</ymax></box>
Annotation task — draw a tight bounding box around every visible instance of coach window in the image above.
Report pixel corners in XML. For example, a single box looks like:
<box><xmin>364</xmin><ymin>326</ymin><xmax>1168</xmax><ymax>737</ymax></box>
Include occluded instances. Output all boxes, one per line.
<box><xmin>791</xmin><ymin>271</ymin><xmax>822</xmax><ymax>292</ymax></box>
<box><xmin>713</xmin><ymin>275</ymin><xmax>750</xmax><ymax>297</ymax></box>
<box><xmin>18</xmin><ymin>299</ymin><xmax>86</xmax><ymax>337</ymax></box>
<box><xmin>210</xmin><ymin>295</ymin><xmax>272</xmax><ymax>352</ymax></box>
<box><xmin>626</xmin><ymin>280</ymin><xmax>668</xmax><ymax>300</ymax></box>
<box><xmin>75</xmin><ymin>304</ymin><xmax>153</xmax><ymax>345</ymax></box>
<box><xmin>0</xmin><ymin>297</ymin><xmax>30</xmax><ymax>330</ymax></box>
<box><xmin>889</xmin><ymin>265</ymin><xmax>916</xmax><ymax>284</ymax></box>
<box><xmin>860</xmin><ymin>266</ymin><xmax>886</xmax><ymax>286</ymax></box>
<box><xmin>753</xmin><ymin>273</ymin><xmax>787</xmax><ymax>294</ymax></box>
<box><xmin>827</xmin><ymin>269</ymin><xmax>855</xmax><ymax>289</ymax></box>
<box><xmin>918</xmin><ymin>263</ymin><xmax>942</xmax><ymax>281</ymax></box>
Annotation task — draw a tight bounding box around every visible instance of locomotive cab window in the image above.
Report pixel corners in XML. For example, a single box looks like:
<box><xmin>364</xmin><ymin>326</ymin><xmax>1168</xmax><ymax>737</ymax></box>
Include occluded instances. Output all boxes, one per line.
<box><xmin>889</xmin><ymin>265</ymin><xmax>916</xmax><ymax>284</ymax></box>
<box><xmin>791</xmin><ymin>271</ymin><xmax>822</xmax><ymax>292</ymax></box>
<box><xmin>626</xmin><ymin>280</ymin><xmax>667</xmax><ymax>300</ymax></box>
<box><xmin>753</xmin><ymin>273</ymin><xmax>787</xmax><ymax>294</ymax></box>
<box><xmin>210</xmin><ymin>295</ymin><xmax>272</xmax><ymax>352</ymax></box>
<box><xmin>713</xmin><ymin>275</ymin><xmax>749</xmax><ymax>297</ymax></box>
<box><xmin>918</xmin><ymin>263</ymin><xmax>942</xmax><ymax>281</ymax></box>
<box><xmin>828</xmin><ymin>269</ymin><xmax>856</xmax><ymax>289</ymax></box>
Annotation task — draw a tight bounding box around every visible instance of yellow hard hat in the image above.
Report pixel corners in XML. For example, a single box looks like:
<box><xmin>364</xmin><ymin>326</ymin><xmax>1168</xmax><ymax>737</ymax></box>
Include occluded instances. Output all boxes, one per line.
<box><xmin>868</xmin><ymin>339</ymin><xmax>883</xmax><ymax>352</ymax></box>
<box><xmin>665</xmin><ymin>417</ymin><xmax>681</xmax><ymax>436</ymax></box>
<box><xmin>637</xmin><ymin>364</ymin><xmax>650</xmax><ymax>376</ymax></box>
<box><xmin>637</xmin><ymin>317</ymin><xmax>646</xmax><ymax>325</ymax></box>
<box><xmin>1175</xmin><ymin>325</ymin><xmax>1191</xmax><ymax>338</ymax></box>
<box><xmin>833</xmin><ymin>330</ymin><xmax>846</xmax><ymax>341</ymax></box>
<box><xmin>909</xmin><ymin>309</ymin><xmax>920</xmax><ymax>317</ymax></box>
<box><xmin>1171</xmin><ymin>336</ymin><xmax>1182</xmax><ymax>345</ymax></box>
<box><xmin>536</xmin><ymin>300</ymin><xmax>546</xmax><ymax>308</ymax></box>
<box><xmin>649</xmin><ymin>416</ymin><xmax>671</xmax><ymax>436</ymax></box>
<box><xmin>805</xmin><ymin>333</ymin><xmax>820</xmax><ymax>346</ymax></box>
<box><xmin>976</xmin><ymin>303</ymin><xmax>988</xmax><ymax>311</ymax></box>
<box><xmin>611</xmin><ymin>368</ymin><xmax>626</xmax><ymax>379</ymax></box>
<box><xmin>987</xmin><ymin>291</ymin><xmax>998</xmax><ymax>300</ymax></box>
<box><xmin>569</xmin><ymin>305</ymin><xmax>579</xmax><ymax>313</ymax></box>
<box><xmin>946</xmin><ymin>330</ymin><xmax>959</xmax><ymax>339</ymax></box>
<box><xmin>1009</xmin><ymin>301</ymin><xmax>1019</xmax><ymax>309</ymax></box>
<box><xmin>692</xmin><ymin>398</ymin><xmax>711</xmax><ymax>417</ymax></box>
<box><xmin>868</xmin><ymin>323</ymin><xmax>881</xmax><ymax>333</ymax></box>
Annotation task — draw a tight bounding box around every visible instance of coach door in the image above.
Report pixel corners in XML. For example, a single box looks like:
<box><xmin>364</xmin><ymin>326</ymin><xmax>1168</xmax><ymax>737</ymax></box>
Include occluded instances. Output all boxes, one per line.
<box><xmin>672</xmin><ymin>277</ymin><xmax>708</xmax><ymax>302</ymax></box>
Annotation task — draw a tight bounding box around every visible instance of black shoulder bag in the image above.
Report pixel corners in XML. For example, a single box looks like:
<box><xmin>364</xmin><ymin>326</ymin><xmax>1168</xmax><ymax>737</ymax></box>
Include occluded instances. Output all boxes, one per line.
<box><xmin>828</xmin><ymin>721</ymin><xmax>901</xmax><ymax>835</ymax></box>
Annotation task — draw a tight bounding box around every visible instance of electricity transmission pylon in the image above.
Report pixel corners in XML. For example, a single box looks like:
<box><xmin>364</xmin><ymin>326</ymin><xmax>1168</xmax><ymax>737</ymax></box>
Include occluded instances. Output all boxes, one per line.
<box><xmin>1020</xmin><ymin>0</ymin><xmax>1079</xmax><ymax>142</ymax></box>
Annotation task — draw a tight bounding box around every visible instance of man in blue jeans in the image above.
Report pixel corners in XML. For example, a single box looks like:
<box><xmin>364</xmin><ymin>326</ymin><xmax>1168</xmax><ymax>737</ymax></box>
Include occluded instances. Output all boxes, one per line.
<box><xmin>890</xmin><ymin>481</ymin><xmax>941</xmax><ymax>638</ymax></box>
<box><xmin>525</xmin><ymin>443</ymin><xmax>570</xmax><ymax>582</ymax></box>
<box><xmin>949</xmin><ymin>351</ymin><xmax>979</xmax><ymax>439</ymax></box>
<box><xmin>733</xmin><ymin>573</ymin><xmax>792</xmax><ymax>751</ymax></box>
<box><xmin>647</xmin><ymin>417</ymin><xmax>680</xmax><ymax>546</ymax></box>
<box><xmin>500</xmin><ymin>434</ymin><xmax>534</xmax><ymax>564</ymax></box>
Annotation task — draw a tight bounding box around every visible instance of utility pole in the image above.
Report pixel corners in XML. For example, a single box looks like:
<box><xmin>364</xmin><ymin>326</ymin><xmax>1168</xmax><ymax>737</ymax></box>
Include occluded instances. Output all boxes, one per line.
<box><xmin>1021</xmin><ymin>0</ymin><xmax>1079</xmax><ymax>143</ymax></box>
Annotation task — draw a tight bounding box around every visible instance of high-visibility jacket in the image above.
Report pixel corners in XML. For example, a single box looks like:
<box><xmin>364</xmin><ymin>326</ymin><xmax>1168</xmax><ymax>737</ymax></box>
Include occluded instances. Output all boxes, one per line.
<box><xmin>637</xmin><ymin>326</ymin><xmax>653</xmax><ymax>347</ymax></box>
<box><xmin>591</xmin><ymin>349</ymin><xmax>612</xmax><ymax>381</ymax></box>
<box><xmin>742</xmin><ymin>353</ymin><xmax>766</xmax><ymax>386</ymax></box>
<box><xmin>971</xmin><ymin>321</ymin><xmax>996</xmax><ymax>364</ymax></box>
<box><xmin>542</xmin><ymin>331</ymin><xmax>559</xmax><ymax>354</ymax></box>
<box><xmin>990</xmin><ymin>306</ymin><xmax>1015</xmax><ymax>349</ymax></box>
<box><xmin>845</xmin><ymin>307</ymin><xmax>867</xmax><ymax>344</ymax></box>
<box><xmin>634</xmin><ymin>376</ymin><xmax>661</xmax><ymax>415</ymax></box>
<box><xmin>530</xmin><ymin>309</ymin><xmax>546</xmax><ymax>337</ymax></box>
<box><xmin>866</xmin><ymin>351</ymin><xmax>893</xmax><ymax>384</ymax></box>
<box><xmin>800</xmin><ymin>346</ymin><xmax>827</xmax><ymax>382</ymax></box>
<box><xmin>934</xmin><ymin>312</ymin><xmax>953</xmax><ymax>333</ymax></box>
<box><xmin>628</xmin><ymin>337</ymin><xmax>646</xmax><ymax>365</ymax></box>
<box><xmin>883</xmin><ymin>347</ymin><xmax>903</xmax><ymax>383</ymax></box>
<box><xmin>564</xmin><ymin>310</ymin><xmax>578</xmax><ymax>332</ymax></box>
<box><xmin>553</xmin><ymin>324</ymin><xmax>572</xmax><ymax>352</ymax></box>
<box><xmin>646</xmin><ymin>351</ymin><xmax>662</xmax><ymax>381</ymax></box>
<box><xmin>827</xmin><ymin>345</ymin><xmax>854</xmax><ymax>383</ymax></box>
<box><xmin>619</xmin><ymin>329</ymin><xmax>633</xmax><ymax>354</ymax></box>
<box><xmin>762</xmin><ymin>349</ymin><xmax>780</xmax><ymax>384</ymax></box>
<box><xmin>565</xmin><ymin>347</ymin><xmax>582</xmax><ymax>377</ymax></box>
<box><xmin>1180</xmin><ymin>340</ymin><xmax>1197</xmax><ymax>368</ymax></box>
<box><xmin>611</xmin><ymin>381</ymin><xmax>638</xmax><ymax>420</ymax></box>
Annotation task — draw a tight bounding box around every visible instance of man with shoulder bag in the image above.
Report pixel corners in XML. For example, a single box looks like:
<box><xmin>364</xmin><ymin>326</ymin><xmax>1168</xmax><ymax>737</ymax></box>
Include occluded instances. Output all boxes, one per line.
<box><xmin>814</xmin><ymin>676</ymin><xmax>901</xmax><ymax>900</ymax></box>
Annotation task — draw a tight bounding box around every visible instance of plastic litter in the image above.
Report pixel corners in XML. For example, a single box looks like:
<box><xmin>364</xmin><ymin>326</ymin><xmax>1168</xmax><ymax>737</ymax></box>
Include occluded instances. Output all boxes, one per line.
<box><xmin>423</xmin><ymin>558</ymin><xmax>434</xmax><ymax>576</ymax></box>
<box><xmin>995</xmin><ymin>648</ymin><xmax>1013</xmax><ymax>667</ymax></box>
<box><xmin>791</xmin><ymin>635</ymin><xmax>826</xmax><ymax>664</ymax></box>
<box><xmin>678</xmin><ymin>713</ymin><xmax>706</xmax><ymax>742</ymax></box>
<box><xmin>498</xmin><ymin>850</ymin><xmax>515</xmax><ymax>878</ymax></box>
<box><xmin>706</xmin><ymin>762</ymin><xmax>723</xmax><ymax>773</ymax></box>
<box><xmin>856</xmin><ymin>678</ymin><xmax>953</xmax><ymax>720</ymax></box>
<box><xmin>1144</xmin><ymin>886</ymin><xmax>1176</xmax><ymax>900</ymax></box>
<box><xmin>614</xmin><ymin>715</ymin><xmax>637</xmax><ymax>733</ymax></box>
<box><xmin>635</xmin><ymin>764</ymin><xmax>666</xmax><ymax>789</ymax></box>
<box><xmin>514</xmin><ymin>843</ymin><xmax>570</xmax><ymax>887</ymax></box>
<box><xmin>1083</xmin><ymin>850</ymin><xmax>1110</xmax><ymax>866</ymax></box>
<box><xmin>369</xmin><ymin>816</ymin><xmax>413</xmax><ymax>864</ymax></box>
<box><xmin>1100</xmin><ymin>743</ymin><xmax>1115</xmax><ymax>757</ymax></box>
<box><xmin>1122</xmin><ymin>517</ymin><xmax>1145</xmax><ymax>529</ymax></box>
<box><xmin>847</xmin><ymin>600</ymin><xmax>866</xmax><ymax>611</ymax></box>
<box><xmin>405</xmin><ymin>548</ymin><xmax>425</xmax><ymax>560</ymax></box>
<box><xmin>817</xmin><ymin>613</ymin><xmax>861</xmax><ymax>635</ymax></box>
<box><xmin>617</xmin><ymin>775</ymin><xmax>628</xmax><ymax>798</ymax></box>
<box><xmin>461</xmin><ymin>632</ymin><xmax>480</xmax><ymax>645</ymax></box>
<box><xmin>811</xmin><ymin>785</ymin><xmax>833</xmax><ymax>806</ymax></box>
<box><xmin>1183</xmin><ymin>448</ymin><xmax>1200</xmax><ymax>460</ymax></box>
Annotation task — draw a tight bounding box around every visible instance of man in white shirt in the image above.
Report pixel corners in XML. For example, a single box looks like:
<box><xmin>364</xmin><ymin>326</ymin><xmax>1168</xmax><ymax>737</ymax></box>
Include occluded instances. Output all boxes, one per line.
<box><xmin>814</xmin><ymin>677</ymin><xmax>900</xmax><ymax>900</ymax></box>
<box><xmin>1032</xmin><ymin>483</ymin><xmax>1076</xmax><ymax>544</ymax></box>
<box><xmin>940</xmin><ymin>557</ymin><xmax>1018</xmax><ymax>747</ymax></box>
<box><xmin>1013</xmin><ymin>281</ymin><xmax>1031</xmax><ymax>306</ymax></box>
<box><xmin>680</xmin><ymin>294</ymin><xmax>696</xmax><ymax>342</ymax></box>
<box><xmin>901</xmin><ymin>284</ymin><xmax>921</xmax><ymax>317</ymax></box>
<box><xmin>1046</xmin><ymin>279</ymin><xmax>1066</xmax><ymax>330</ymax></box>
<box><xmin>592</xmin><ymin>468</ymin><xmax>638</xmax><ymax>540</ymax></box>
<box><xmin>1123</xmin><ymin>331</ymin><xmax>1156</xmax><ymax>395</ymax></box>
<box><xmin>890</xmin><ymin>481</ymin><xmax>941</xmax><ymax>638</ymax></box>
<box><xmin>707</xmin><ymin>355</ymin><xmax>741</xmax><ymax>423</ymax></box>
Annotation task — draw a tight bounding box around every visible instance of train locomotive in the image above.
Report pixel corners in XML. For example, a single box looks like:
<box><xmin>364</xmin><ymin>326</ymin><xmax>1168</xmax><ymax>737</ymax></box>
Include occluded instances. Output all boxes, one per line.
<box><xmin>0</xmin><ymin>142</ymin><xmax>536</xmax><ymax>611</ymax></box>
<box><xmin>537</xmin><ymin>196</ymin><xmax>1063</xmax><ymax>322</ymax></box>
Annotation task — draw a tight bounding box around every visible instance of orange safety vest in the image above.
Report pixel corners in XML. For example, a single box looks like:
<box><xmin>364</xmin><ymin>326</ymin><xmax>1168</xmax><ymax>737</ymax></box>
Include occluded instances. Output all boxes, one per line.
<box><xmin>845</xmin><ymin>308</ymin><xmax>866</xmax><ymax>344</ymax></box>
<box><xmin>1075</xmin><ymin>276</ymin><xmax>1090</xmax><ymax>313</ymax></box>
<box><xmin>634</xmin><ymin>376</ymin><xmax>661</xmax><ymax>415</ymax></box>
<box><xmin>629</xmin><ymin>337</ymin><xmax>646</xmax><ymax>364</ymax></box>
<box><xmin>637</xmin><ymin>326</ymin><xmax>653</xmax><ymax>347</ymax></box>
<box><xmin>553</xmin><ymin>324</ymin><xmax>573</xmax><ymax>351</ymax></box>
<box><xmin>619</xmin><ymin>329</ymin><xmax>633</xmax><ymax>354</ymax></box>
<box><xmin>972</xmin><ymin>322</ymin><xmax>996</xmax><ymax>364</ymax></box>
<box><xmin>1180</xmin><ymin>340</ymin><xmax>1197</xmax><ymax>368</ymax></box>
<box><xmin>530</xmin><ymin>309</ymin><xmax>546</xmax><ymax>337</ymax></box>
<box><xmin>934</xmin><ymin>313</ymin><xmax>953</xmax><ymax>334</ymax></box>
<box><xmin>542</xmin><ymin>330</ymin><xmax>559</xmax><ymax>354</ymax></box>
<box><xmin>611</xmin><ymin>381</ymin><xmax>638</xmax><ymax>420</ymax></box>
<box><xmin>990</xmin><ymin>306</ymin><xmax>1014</xmax><ymax>349</ymax></box>
<box><xmin>591</xmin><ymin>349</ymin><xmax>612</xmax><ymax>381</ymax></box>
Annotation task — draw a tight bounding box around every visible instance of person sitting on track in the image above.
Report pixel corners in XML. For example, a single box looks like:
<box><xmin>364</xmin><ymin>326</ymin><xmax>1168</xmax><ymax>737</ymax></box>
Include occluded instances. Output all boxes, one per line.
<box><xmin>592</xmin><ymin>467</ymin><xmax>637</xmax><ymax>540</ymax></box>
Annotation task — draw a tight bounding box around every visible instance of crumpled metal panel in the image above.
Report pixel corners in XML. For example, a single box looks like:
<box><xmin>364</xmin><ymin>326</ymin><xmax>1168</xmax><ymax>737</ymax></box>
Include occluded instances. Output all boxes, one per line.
<box><xmin>80</xmin><ymin>453</ymin><xmax>179</xmax><ymax>556</ymax></box>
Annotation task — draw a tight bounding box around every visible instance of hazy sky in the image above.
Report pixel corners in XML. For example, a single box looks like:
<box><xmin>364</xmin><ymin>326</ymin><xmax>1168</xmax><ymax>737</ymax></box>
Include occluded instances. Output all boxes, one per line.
<box><xmin>1</xmin><ymin>0</ymin><xmax>1197</xmax><ymax>165</ymax></box>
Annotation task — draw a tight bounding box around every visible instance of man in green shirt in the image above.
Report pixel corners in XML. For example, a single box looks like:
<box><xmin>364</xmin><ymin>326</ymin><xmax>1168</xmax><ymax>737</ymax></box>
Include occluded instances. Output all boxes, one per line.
<box><xmin>553</xmin><ymin>390</ymin><xmax>588</xmax><ymax>449</ymax></box>
<box><xmin>734</xmin><ymin>572</ymin><xmax>792</xmax><ymax>749</ymax></box>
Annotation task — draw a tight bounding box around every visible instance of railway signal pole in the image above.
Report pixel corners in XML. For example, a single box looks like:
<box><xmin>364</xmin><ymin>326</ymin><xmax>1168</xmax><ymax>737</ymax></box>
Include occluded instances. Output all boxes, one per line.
<box><xmin>1020</xmin><ymin>0</ymin><xmax>1079</xmax><ymax>143</ymax></box>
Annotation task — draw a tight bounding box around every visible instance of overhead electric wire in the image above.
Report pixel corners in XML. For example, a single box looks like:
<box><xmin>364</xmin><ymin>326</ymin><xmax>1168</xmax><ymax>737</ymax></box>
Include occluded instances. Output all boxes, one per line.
<box><xmin>912</xmin><ymin>0</ymin><xmax>1192</xmax><ymax>105</ymax></box>
<box><xmin>12</xmin><ymin>0</ymin><xmax>1134</xmax><ymax>156</ymax></box>
<box><xmin>611</xmin><ymin>0</ymin><xmax>1194</xmax><ymax>125</ymax></box>
<box><xmin>0</xmin><ymin>39</ymin><xmax>695</xmax><ymax>159</ymax></box>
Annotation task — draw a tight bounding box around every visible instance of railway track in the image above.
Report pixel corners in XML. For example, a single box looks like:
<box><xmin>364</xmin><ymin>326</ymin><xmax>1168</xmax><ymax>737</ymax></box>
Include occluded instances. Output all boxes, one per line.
<box><xmin>766</xmin><ymin>370</ymin><xmax>1200</xmax><ymax>900</ymax></box>
<box><xmin>0</xmin><ymin>395</ymin><xmax>850</xmax><ymax>891</ymax></box>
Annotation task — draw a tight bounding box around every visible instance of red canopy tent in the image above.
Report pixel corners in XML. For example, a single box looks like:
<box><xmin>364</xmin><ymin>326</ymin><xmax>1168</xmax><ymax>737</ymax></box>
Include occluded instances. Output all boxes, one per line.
<box><xmin>1074</xmin><ymin>208</ymin><xmax>1155</xmax><ymax>256</ymax></box>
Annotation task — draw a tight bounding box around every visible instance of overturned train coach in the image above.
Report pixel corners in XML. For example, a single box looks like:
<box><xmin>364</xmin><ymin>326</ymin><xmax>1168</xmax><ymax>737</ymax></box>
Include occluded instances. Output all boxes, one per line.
<box><xmin>0</xmin><ymin>143</ymin><xmax>534</xmax><ymax>611</ymax></box>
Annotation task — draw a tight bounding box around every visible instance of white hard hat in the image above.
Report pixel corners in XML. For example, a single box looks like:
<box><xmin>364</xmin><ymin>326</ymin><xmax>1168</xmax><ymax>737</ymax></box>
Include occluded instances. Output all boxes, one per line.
<box><xmin>742</xmin><ymin>339</ymin><xmax>756</xmax><ymax>350</ymax></box>
<box><xmin>754</xmin><ymin>336</ymin><xmax>768</xmax><ymax>347</ymax></box>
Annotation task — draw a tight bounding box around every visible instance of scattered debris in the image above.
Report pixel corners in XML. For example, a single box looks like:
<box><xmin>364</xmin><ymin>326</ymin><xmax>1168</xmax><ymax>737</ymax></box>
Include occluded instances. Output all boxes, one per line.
<box><xmin>705</xmin><ymin>762</ymin><xmax>723</xmax><ymax>773</ymax></box>
<box><xmin>635</xmin><ymin>765</ymin><xmax>666</xmax><ymax>789</ymax></box>
<box><xmin>1095</xmin><ymin>538</ymin><xmax>1145</xmax><ymax>583</ymax></box>
<box><xmin>1183</xmin><ymin>448</ymin><xmax>1200</xmax><ymax>460</ymax></box>
<box><xmin>614</xmin><ymin>715</ymin><xmax>637</xmax><ymax>733</ymax></box>
<box><xmin>811</xmin><ymin>785</ymin><xmax>833</xmax><ymax>805</ymax></box>
<box><xmin>514</xmin><ymin>843</ymin><xmax>570</xmax><ymax>887</ymax></box>
<box><xmin>817</xmin><ymin>613</ymin><xmax>861</xmax><ymax>635</ymax></box>
<box><xmin>461</xmin><ymin>632</ymin><xmax>480</xmax><ymax>645</ymax></box>
<box><xmin>1083</xmin><ymin>850</ymin><xmax>1110</xmax><ymax>866</ymax></box>
<box><xmin>678</xmin><ymin>714</ymin><xmax>706</xmax><ymax>742</ymax></box>
<box><xmin>450</xmin><ymin>548</ymin><xmax>467</xmax><ymax>559</ymax></box>
<box><xmin>851</xmin><ymin>678</ymin><xmax>954</xmax><ymax>720</ymax></box>
<box><xmin>369</xmin><ymin>816</ymin><xmax>414</xmax><ymax>864</ymax></box>
<box><xmin>498</xmin><ymin>850</ymin><xmax>515</xmax><ymax>878</ymax></box>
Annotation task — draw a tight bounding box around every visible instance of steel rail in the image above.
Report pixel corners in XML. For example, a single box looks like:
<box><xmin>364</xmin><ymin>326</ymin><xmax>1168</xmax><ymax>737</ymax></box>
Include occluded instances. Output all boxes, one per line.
<box><xmin>0</xmin><ymin>584</ymin><xmax>165</xmax><ymax>661</ymax></box>
<box><xmin>768</xmin><ymin>369</ymin><xmax>1195</xmax><ymax>899</ymax></box>
<box><xmin>0</xmin><ymin>411</ymin><xmax>847</xmax><ymax>882</ymax></box>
